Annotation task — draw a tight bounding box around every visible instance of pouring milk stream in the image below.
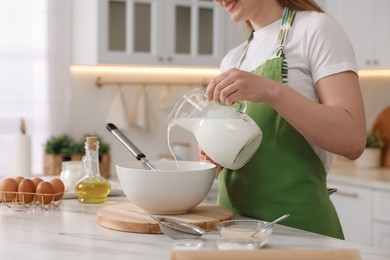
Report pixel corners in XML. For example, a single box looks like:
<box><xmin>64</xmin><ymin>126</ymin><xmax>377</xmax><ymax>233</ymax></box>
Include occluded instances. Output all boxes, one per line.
<box><xmin>167</xmin><ymin>88</ymin><xmax>262</xmax><ymax>170</ymax></box>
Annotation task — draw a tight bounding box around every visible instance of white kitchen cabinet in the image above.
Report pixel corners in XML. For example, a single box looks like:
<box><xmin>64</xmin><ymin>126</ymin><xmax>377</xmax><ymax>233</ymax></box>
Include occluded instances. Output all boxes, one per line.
<box><xmin>372</xmin><ymin>190</ymin><xmax>390</xmax><ymax>249</ymax></box>
<box><xmin>322</xmin><ymin>0</ymin><xmax>390</xmax><ymax>69</ymax></box>
<box><xmin>72</xmin><ymin>0</ymin><xmax>229</xmax><ymax>67</ymax></box>
<box><xmin>328</xmin><ymin>177</ymin><xmax>390</xmax><ymax>250</ymax></box>
<box><xmin>372</xmin><ymin>222</ymin><xmax>390</xmax><ymax>250</ymax></box>
<box><xmin>327</xmin><ymin>181</ymin><xmax>372</xmax><ymax>245</ymax></box>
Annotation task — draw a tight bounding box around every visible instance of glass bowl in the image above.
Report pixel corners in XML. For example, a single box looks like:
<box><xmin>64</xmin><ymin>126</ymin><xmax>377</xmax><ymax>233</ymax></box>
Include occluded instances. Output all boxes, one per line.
<box><xmin>216</xmin><ymin>219</ymin><xmax>272</xmax><ymax>249</ymax></box>
<box><xmin>171</xmin><ymin>239</ymin><xmax>205</xmax><ymax>250</ymax></box>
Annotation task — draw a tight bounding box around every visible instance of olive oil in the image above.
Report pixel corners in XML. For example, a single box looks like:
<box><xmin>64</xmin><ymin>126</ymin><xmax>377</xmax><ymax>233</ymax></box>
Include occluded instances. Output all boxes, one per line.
<box><xmin>76</xmin><ymin>176</ymin><xmax>110</xmax><ymax>204</ymax></box>
<box><xmin>76</xmin><ymin>137</ymin><xmax>110</xmax><ymax>204</ymax></box>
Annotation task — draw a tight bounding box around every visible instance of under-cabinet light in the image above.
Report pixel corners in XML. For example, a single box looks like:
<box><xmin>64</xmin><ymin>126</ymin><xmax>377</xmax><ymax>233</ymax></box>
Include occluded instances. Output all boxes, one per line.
<box><xmin>358</xmin><ymin>69</ymin><xmax>390</xmax><ymax>77</ymax></box>
<box><xmin>70</xmin><ymin>65</ymin><xmax>220</xmax><ymax>77</ymax></box>
<box><xmin>71</xmin><ymin>65</ymin><xmax>390</xmax><ymax>79</ymax></box>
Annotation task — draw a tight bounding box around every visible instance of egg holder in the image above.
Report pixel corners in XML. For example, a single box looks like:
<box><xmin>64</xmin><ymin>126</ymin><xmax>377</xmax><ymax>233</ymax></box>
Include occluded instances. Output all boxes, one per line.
<box><xmin>0</xmin><ymin>191</ymin><xmax>64</xmax><ymax>210</ymax></box>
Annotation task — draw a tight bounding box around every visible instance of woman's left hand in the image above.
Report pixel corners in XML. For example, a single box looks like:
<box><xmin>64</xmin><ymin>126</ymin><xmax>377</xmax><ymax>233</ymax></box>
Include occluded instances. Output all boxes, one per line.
<box><xmin>205</xmin><ymin>67</ymin><xmax>277</xmax><ymax>105</ymax></box>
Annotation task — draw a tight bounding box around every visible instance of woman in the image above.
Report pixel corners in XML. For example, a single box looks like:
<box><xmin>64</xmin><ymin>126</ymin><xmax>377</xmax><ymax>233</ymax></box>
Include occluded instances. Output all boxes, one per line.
<box><xmin>202</xmin><ymin>0</ymin><xmax>366</xmax><ymax>239</ymax></box>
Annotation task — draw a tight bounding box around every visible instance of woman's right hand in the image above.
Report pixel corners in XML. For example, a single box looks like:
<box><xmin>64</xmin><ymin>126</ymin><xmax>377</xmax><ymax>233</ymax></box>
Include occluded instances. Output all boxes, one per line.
<box><xmin>199</xmin><ymin>147</ymin><xmax>222</xmax><ymax>176</ymax></box>
<box><xmin>199</xmin><ymin>147</ymin><xmax>215</xmax><ymax>164</ymax></box>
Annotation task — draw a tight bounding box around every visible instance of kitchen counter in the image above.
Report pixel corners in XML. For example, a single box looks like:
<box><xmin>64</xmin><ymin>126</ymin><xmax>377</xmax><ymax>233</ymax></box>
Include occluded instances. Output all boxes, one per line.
<box><xmin>1</xmin><ymin>197</ymin><xmax>390</xmax><ymax>260</ymax></box>
<box><xmin>328</xmin><ymin>158</ymin><xmax>390</xmax><ymax>191</ymax></box>
<box><xmin>327</xmin><ymin>159</ymin><xmax>390</xmax><ymax>249</ymax></box>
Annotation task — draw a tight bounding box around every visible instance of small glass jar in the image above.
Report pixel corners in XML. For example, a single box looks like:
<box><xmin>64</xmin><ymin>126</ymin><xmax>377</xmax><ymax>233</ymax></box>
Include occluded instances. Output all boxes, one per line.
<box><xmin>60</xmin><ymin>161</ymin><xmax>84</xmax><ymax>192</ymax></box>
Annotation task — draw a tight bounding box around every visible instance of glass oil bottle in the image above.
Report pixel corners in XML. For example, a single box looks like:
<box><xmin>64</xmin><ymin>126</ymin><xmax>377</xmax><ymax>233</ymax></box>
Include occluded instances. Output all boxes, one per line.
<box><xmin>76</xmin><ymin>136</ymin><xmax>110</xmax><ymax>203</ymax></box>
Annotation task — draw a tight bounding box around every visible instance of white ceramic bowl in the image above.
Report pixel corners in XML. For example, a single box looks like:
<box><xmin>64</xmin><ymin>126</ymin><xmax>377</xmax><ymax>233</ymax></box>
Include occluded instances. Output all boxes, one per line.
<box><xmin>116</xmin><ymin>160</ymin><xmax>216</xmax><ymax>214</ymax></box>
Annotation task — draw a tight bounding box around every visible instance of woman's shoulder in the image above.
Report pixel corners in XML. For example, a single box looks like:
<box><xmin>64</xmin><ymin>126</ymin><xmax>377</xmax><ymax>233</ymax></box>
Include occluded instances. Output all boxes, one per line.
<box><xmin>295</xmin><ymin>10</ymin><xmax>333</xmax><ymax>22</ymax></box>
<box><xmin>295</xmin><ymin>11</ymin><xmax>344</xmax><ymax>34</ymax></box>
<box><xmin>291</xmin><ymin>10</ymin><xmax>351</xmax><ymax>52</ymax></box>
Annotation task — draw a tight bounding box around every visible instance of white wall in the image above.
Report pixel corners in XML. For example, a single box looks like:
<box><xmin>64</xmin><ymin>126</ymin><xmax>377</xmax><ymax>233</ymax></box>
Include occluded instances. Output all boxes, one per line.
<box><xmin>360</xmin><ymin>76</ymin><xmax>390</xmax><ymax>129</ymax></box>
<box><xmin>69</xmin><ymin>73</ymin><xmax>201</xmax><ymax>178</ymax></box>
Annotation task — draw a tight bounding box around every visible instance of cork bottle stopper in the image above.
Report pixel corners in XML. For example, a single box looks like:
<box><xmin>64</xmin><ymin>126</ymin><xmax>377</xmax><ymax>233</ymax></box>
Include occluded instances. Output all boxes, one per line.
<box><xmin>86</xmin><ymin>136</ymin><xmax>98</xmax><ymax>151</ymax></box>
<box><xmin>19</xmin><ymin>118</ymin><xmax>26</xmax><ymax>135</ymax></box>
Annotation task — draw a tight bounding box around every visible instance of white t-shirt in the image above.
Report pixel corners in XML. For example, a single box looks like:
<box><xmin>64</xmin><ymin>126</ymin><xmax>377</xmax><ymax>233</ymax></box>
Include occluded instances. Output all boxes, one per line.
<box><xmin>220</xmin><ymin>11</ymin><xmax>358</xmax><ymax>172</ymax></box>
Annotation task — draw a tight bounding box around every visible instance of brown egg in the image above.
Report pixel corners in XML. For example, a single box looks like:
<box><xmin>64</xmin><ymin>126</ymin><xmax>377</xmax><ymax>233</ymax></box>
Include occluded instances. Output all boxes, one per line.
<box><xmin>32</xmin><ymin>177</ymin><xmax>44</xmax><ymax>188</ymax></box>
<box><xmin>17</xmin><ymin>179</ymin><xmax>36</xmax><ymax>204</ymax></box>
<box><xmin>0</xmin><ymin>178</ymin><xmax>18</xmax><ymax>201</ymax></box>
<box><xmin>50</xmin><ymin>178</ymin><xmax>65</xmax><ymax>201</ymax></box>
<box><xmin>14</xmin><ymin>176</ymin><xmax>24</xmax><ymax>185</ymax></box>
<box><xmin>36</xmin><ymin>181</ymin><xmax>55</xmax><ymax>204</ymax></box>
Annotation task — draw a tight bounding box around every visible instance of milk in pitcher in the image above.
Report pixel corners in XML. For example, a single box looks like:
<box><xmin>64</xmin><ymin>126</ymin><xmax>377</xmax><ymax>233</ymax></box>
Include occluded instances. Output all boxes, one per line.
<box><xmin>170</xmin><ymin>117</ymin><xmax>261</xmax><ymax>170</ymax></box>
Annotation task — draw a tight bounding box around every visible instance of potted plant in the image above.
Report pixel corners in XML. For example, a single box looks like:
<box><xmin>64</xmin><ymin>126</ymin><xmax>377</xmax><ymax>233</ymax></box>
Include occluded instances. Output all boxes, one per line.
<box><xmin>355</xmin><ymin>131</ymin><xmax>384</xmax><ymax>168</ymax></box>
<box><xmin>43</xmin><ymin>134</ymin><xmax>76</xmax><ymax>175</ymax></box>
<box><xmin>43</xmin><ymin>134</ymin><xmax>111</xmax><ymax>178</ymax></box>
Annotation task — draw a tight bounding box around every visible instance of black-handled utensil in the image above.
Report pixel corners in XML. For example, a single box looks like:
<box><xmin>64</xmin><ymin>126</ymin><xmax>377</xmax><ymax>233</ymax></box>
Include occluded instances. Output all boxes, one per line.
<box><xmin>106</xmin><ymin>123</ymin><xmax>157</xmax><ymax>171</ymax></box>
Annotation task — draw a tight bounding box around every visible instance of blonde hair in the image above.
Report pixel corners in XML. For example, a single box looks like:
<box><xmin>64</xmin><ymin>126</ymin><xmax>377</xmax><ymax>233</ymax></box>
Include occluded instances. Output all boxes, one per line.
<box><xmin>245</xmin><ymin>0</ymin><xmax>323</xmax><ymax>31</ymax></box>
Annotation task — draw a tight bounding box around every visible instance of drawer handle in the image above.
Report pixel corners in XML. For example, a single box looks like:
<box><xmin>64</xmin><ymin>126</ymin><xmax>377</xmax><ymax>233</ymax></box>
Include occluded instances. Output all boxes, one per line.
<box><xmin>335</xmin><ymin>190</ymin><xmax>359</xmax><ymax>198</ymax></box>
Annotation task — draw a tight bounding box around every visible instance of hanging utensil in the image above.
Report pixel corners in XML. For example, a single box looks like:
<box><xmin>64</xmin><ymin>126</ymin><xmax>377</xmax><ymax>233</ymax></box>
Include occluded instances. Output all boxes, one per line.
<box><xmin>105</xmin><ymin>85</ymin><xmax>129</xmax><ymax>131</ymax></box>
<box><xmin>106</xmin><ymin>123</ymin><xmax>157</xmax><ymax>171</ymax></box>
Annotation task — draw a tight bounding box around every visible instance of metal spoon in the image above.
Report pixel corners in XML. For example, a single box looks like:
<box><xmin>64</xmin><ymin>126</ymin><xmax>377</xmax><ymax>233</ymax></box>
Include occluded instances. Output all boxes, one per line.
<box><xmin>251</xmin><ymin>213</ymin><xmax>290</xmax><ymax>238</ymax></box>
<box><xmin>106</xmin><ymin>123</ymin><xmax>157</xmax><ymax>170</ymax></box>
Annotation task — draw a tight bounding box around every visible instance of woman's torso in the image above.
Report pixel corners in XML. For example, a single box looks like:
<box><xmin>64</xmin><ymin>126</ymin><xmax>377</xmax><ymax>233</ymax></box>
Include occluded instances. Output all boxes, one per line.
<box><xmin>220</xmin><ymin>11</ymin><xmax>357</xmax><ymax>172</ymax></box>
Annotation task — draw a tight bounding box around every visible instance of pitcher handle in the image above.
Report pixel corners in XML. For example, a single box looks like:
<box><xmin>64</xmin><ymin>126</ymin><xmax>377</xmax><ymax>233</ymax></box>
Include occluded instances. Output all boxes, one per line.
<box><xmin>237</xmin><ymin>101</ymin><xmax>247</xmax><ymax>114</ymax></box>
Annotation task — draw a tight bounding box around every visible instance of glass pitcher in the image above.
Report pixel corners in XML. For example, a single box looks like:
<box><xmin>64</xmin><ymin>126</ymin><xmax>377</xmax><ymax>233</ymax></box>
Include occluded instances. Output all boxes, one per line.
<box><xmin>167</xmin><ymin>88</ymin><xmax>262</xmax><ymax>170</ymax></box>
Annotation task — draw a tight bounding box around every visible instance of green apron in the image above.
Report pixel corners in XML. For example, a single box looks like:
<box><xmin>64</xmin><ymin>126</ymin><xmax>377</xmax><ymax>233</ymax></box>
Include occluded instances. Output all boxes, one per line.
<box><xmin>218</xmin><ymin>8</ymin><xmax>344</xmax><ymax>239</ymax></box>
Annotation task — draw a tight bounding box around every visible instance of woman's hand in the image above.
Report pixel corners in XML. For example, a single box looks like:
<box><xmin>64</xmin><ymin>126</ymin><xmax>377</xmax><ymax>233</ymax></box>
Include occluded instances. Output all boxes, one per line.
<box><xmin>198</xmin><ymin>147</ymin><xmax>222</xmax><ymax>177</ymax></box>
<box><xmin>199</xmin><ymin>146</ymin><xmax>216</xmax><ymax>164</ymax></box>
<box><xmin>205</xmin><ymin>67</ymin><xmax>278</xmax><ymax>105</ymax></box>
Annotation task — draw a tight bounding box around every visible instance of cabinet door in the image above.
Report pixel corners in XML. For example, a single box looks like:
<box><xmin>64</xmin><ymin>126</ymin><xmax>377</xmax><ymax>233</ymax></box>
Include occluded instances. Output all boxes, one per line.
<box><xmin>104</xmin><ymin>0</ymin><xmax>227</xmax><ymax>66</ymax></box>
<box><xmin>166</xmin><ymin>0</ymin><xmax>226</xmax><ymax>66</ymax></box>
<box><xmin>323</xmin><ymin>0</ymin><xmax>373</xmax><ymax>68</ymax></box>
<box><xmin>372</xmin><ymin>189</ymin><xmax>390</xmax><ymax>250</ymax></box>
<box><xmin>99</xmin><ymin>0</ymin><xmax>164</xmax><ymax>65</ymax></box>
<box><xmin>74</xmin><ymin>0</ymin><xmax>230</xmax><ymax>66</ymax></box>
<box><xmin>373</xmin><ymin>190</ymin><xmax>390</xmax><ymax>222</ymax></box>
<box><xmin>372</xmin><ymin>222</ymin><xmax>390</xmax><ymax>250</ymax></box>
<box><xmin>323</xmin><ymin>0</ymin><xmax>390</xmax><ymax>69</ymax></box>
<box><xmin>327</xmin><ymin>181</ymin><xmax>372</xmax><ymax>245</ymax></box>
<box><xmin>373</xmin><ymin>0</ymin><xmax>390</xmax><ymax>68</ymax></box>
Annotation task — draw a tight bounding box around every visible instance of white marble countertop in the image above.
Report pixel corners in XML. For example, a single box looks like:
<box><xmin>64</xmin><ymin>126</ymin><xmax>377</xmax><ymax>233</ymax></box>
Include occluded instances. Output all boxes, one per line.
<box><xmin>328</xmin><ymin>158</ymin><xmax>390</xmax><ymax>192</ymax></box>
<box><xmin>1</xmin><ymin>196</ymin><xmax>390</xmax><ymax>260</ymax></box>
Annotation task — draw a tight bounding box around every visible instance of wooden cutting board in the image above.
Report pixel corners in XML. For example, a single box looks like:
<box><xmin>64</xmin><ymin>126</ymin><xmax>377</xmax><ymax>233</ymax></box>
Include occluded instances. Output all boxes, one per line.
<box><xmin>97</xmin><ymin>203</ymin><xmax>234</xmax><ymax>234</ymax></box>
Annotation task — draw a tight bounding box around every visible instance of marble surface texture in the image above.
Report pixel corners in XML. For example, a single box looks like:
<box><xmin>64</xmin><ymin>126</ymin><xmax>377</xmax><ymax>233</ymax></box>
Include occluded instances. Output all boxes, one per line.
<box><xmin>1</xmin><ymin>196</ymin><xmax>390</xmax><ymax>260</ymax></box>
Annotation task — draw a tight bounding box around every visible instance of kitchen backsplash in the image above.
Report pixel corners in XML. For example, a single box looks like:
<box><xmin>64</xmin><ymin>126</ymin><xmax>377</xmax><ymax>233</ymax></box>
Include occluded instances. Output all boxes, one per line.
<box><xmin>359</xmin><ymin>76</ymin><xmax>390</xmax><ymax>128</ymax></box>
<box><xmin>70</xmin><ymin>73</ymin><xmax>201</xmax><ymax>177</ymax></box>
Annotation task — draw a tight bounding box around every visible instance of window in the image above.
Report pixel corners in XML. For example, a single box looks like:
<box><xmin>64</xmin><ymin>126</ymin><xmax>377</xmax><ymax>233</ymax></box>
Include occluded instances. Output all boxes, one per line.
<box><xmin>0</xmin><ymin>0</ymin><xmax>71</xmax><ymax>176</ymax></box>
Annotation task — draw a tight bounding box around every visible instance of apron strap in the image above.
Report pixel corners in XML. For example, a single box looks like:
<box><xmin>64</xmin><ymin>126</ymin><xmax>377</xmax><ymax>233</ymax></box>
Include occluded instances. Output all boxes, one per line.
<box><xmin>271</xmin><ymin>8</ymin><xmax>296</xmax><ymax>84</ymax></box>
<box><xmin>235</xmin><ymin>31</ymin><xmax>254</xmax><ymax>69</ymax></box>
